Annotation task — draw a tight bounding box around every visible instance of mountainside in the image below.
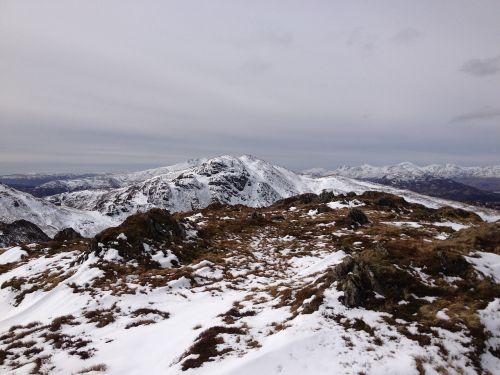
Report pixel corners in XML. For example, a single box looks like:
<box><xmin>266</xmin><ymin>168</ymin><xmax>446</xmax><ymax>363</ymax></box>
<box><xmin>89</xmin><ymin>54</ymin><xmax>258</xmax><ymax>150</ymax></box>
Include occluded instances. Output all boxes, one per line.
<box><xmin>0</xmin><ymin>193</ymin><xmax>499</xmax><ymax>374</ymax></box>
<box><xmin>0</xmin><ymin>184</ymin><xmax>118</xmax><ymax>237</ymax></box>
<box><xmin>453</xmin><ymin>177</ymin><xmax>500</xmax><ymax>194</ymax></box>
<box><xmin>0</xmin><ymin>220</ymin><xmax>50</xmax><ymax>248</ymax></box>
<box><xmin>46</xmin><ymin>156</ymin><xmax>500</xmax><ymax>222</ymax></box>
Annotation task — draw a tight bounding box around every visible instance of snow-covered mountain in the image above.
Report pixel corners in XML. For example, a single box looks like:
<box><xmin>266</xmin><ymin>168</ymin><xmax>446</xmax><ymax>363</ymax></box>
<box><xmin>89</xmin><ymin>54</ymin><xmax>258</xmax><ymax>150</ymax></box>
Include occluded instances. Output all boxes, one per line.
<box><xmin>0</xmin><ymin>184</ymin><xmax>118</xmax><ymax>237</ymax></box>
<box><xmin>330</xmin><ymin>162</ymin><xmax>500</xmax><ymax>181</ymax></box>
<box><xmin>48</xmin><ymin>155</ymin><xmax>500</xmax><ymax>222</ymax></box>
<box><xmin>1</xmin><ymin>156</ymin><xmax>498</xmax><ymax>240</ymax></box>
<box><xmin>47</xmin><ymin>155</ymin><xmax>305</xmax><ymax>216</ymax></box>
<box><xmin>34</xmin><ymin>158</ymin><xmax>206</xmax><ymax>195</ymax></box>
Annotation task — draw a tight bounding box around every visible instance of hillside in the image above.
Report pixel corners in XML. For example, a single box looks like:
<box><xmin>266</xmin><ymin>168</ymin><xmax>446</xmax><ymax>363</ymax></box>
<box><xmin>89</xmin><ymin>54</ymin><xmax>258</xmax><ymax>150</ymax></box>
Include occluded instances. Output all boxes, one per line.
<box><xmin>0</xmin><ymin>191</ymin><xmax>499</xmax><ymax>374</ymax></box>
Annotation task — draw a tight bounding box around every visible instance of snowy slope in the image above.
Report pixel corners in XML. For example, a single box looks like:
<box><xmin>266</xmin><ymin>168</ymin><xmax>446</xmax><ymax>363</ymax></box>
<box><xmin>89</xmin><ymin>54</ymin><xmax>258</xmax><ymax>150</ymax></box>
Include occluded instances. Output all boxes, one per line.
<box><xmin>48</xmin><ymin>155</ymin><xmax>500</xmax><ymax>222</ymax></box>
<box><xmin>0</xmin><ymin>184</ymin><xmax>118</xmax><ymax>237</ymax></box>
<box><xmin>0</xmin><ymin>200</ymin><xmax>498</xmax><ymax>375</ymax></box>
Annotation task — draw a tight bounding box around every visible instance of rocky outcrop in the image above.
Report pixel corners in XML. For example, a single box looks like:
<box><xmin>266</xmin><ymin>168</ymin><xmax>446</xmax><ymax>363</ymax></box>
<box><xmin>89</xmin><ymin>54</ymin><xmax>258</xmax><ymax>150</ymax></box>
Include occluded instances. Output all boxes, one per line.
<box><xmin>85</xmin><ymin>208</ymin><xmax>186</xmax><ymax>267</ymax></box>
<box><xmin>345</xmin><ymin>208</ymin><xmax>370</xmax><ymax>228</ymax></box>
<box><xmin>54</xmin><ymin>228</ymin><xmax>83</xmax><ymax>242</ymax></box>
<box><xmin>328</xmin><ymin>256</ymin><xmax>383</xmax><ymax>307</ymax></box>
<box><xmin>0</xmin><ymin>220</ymin><xmax>50</xmax><ymax>247</ymax></box>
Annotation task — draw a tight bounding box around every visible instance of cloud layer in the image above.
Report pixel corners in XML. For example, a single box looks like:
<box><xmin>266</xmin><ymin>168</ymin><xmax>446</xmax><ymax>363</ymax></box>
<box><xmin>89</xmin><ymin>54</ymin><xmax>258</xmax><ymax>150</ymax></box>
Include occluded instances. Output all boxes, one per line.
<box><xmin>461</xmin><ymin>56</ymin><xmax>500</xmax><ymax>77</ymax></box>
<box><xmin>0</xmin><ymin>0</ymin><xmax>499</xmax><ymax>173</ymax></box>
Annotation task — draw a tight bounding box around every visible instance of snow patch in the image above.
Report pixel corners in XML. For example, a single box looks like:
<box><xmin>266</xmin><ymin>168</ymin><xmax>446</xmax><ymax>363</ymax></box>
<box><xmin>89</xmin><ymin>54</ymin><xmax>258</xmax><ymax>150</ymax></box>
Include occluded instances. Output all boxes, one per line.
<box><xmin>0</xmin><ymin>247</ymin><xmax>27</xmax><ymax>264</ymax></box>
<box><xmin>465</xmin><ymin>252</ymin><xmax>500</xmax><ymax>282</ymax></box>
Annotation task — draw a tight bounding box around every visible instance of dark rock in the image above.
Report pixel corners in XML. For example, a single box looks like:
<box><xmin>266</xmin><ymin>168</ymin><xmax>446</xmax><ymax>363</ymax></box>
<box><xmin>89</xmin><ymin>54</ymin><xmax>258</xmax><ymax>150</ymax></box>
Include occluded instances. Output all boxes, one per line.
<box><xmin>338</xmin><ymin>244</ymin><xmax>354</xmax><ymax>254</ymax></box>
<box><xmin>436</xmin><ymin>250</ymin><xmax>470</xmax><ymax>276</ymax></box>
<box><xmin>0</xmin><ymin>220</ymin><xmax>50</xmax><ymax>247</ymax></box>
<box><xmin>317</xmin><ymin>205</ymin><xmax>333</xmax><ymax>214</ymax></box>
<box><xmin>358</xmin><ymin>191</ymin><xmax>411</xmax><ymax>213</ymax></box>
<box><xmin>375</xmin><ymin>243</ymin><xmax>389</xmax><ymax>257</ymax></box>
<box><xmin>329</xmin><ymin>256</ymin><xmax>380</xmax><ymax>307</ymax></box>
<box><xmin>329</xmin><ymin>256</ymin><xmax>355</xmax><ymax>280</ymax></box>
<box><xmin>86</xmin><ymin>208</ymin><xmax>185</xmax><ymax>267</ymax></box>
<box><xmin>346</xmin><ymin>208</ymin><xmax>370</xmax><ymax>227</ymax></box>
<box><xmin>342</xmin><ymin>273</ymin><xmax>365</xmax><ymax>307</ymax></box>
<box><xmin>274</xmin><ymin>193</ymin><xmax>319</xmax><ymax>207</ymax></box>
<box><xmin>317</xmin><ymin>190</ymin><xmax>336</xmax><ymax>203</ymax></box>
<box><xmin>246</xmin><ymin>211</ymin><xmax>269</xmax><ymax>226</ymax></box>
<box><xmin>54</xmin><ymin>228</ymin><xmax>83</xmax><ymax>242</ymax></box>
<box><xmin>270</xmin><ymin>215</ymin><xmax>285</xmax><ymax>221</ymax></box>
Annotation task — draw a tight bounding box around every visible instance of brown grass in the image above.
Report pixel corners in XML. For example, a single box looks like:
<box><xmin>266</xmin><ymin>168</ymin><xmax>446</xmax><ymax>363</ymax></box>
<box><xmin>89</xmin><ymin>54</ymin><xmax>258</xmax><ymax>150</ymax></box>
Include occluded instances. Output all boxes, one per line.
<box><xmin>124</xmin><ymin>319</ymin><xmax>157</xmax><ymax>329</ymax></box>
<box><xmin>75</xmin><ymin>363</ymin><xmax>107</xmax><ymax>373</ymax></box>
<box><xmin>180</xmin><ymin>326</ymin><xmax>244</xmax><ymax>370</ymax></box>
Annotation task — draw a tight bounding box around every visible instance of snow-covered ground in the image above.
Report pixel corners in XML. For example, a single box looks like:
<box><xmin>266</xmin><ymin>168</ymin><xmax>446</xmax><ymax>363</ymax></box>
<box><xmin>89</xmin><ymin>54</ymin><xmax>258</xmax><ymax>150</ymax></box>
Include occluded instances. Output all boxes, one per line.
<box><xmin>0</xmin><ymin>197</ymin><xmax>498</xmax><ymax>374</ymax></box>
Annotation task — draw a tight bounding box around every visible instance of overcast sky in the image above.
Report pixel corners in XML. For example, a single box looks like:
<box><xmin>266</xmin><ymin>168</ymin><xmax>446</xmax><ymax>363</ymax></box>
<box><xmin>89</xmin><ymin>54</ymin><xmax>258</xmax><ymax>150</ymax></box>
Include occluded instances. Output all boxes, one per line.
<box><xmin>1</xmin><ymin>0</ymin><xmax>499</xmax><ymax>173</ymax></box>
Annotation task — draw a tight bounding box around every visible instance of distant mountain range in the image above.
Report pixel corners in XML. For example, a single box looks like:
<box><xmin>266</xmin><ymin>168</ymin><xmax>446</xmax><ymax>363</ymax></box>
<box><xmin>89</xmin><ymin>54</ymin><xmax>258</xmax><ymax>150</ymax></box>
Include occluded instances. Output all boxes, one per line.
<box><xmin>302</xmin><ymin>162</ymin><xmax>500</xmax><ymax>180</ymax></box>
<box><xmin>0</xmin><ymin>173</ymin><xmax>97</xmax><ymax>194</ymax></box>
<box><xmin>302</xmin><ymin>162</ymin><xmax>500</xmax><ymax>209</ymax></box>
<box><xmin>0</xmin><ymin>184</ymin><xmax>117</xmax><ymax>237</ymax></box>
<box><xmin>0</xmin><ymin>160</ymin><xmax>205</xmax><ymax>197</ymax></box>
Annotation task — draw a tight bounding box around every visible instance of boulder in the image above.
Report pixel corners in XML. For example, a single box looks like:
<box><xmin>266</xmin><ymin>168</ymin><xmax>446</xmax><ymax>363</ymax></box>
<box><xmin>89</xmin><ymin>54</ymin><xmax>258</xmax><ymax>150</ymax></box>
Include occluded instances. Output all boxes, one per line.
<box><xmin>54</xmin><ymin>228</ymin><xmax>83</xmax><ymax>242</ymax></box>
<box><xmin>345</xmin><ymin>208</ymin><xmax>370</xmax><ymax>228</ymax></box>
<box><xmin>86</xmin><ymin>208</ymin><xmax>185</xmax><ymax>267</ymax></box>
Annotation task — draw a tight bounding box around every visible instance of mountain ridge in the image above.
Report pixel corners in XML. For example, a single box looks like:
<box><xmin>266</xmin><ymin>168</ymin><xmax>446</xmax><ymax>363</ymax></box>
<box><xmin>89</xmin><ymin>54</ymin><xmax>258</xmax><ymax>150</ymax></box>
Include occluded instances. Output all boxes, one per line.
<box><xmin>45</xmin><ymin>155</ymin><xmax>500</xmax><ymax>222</ymax></box>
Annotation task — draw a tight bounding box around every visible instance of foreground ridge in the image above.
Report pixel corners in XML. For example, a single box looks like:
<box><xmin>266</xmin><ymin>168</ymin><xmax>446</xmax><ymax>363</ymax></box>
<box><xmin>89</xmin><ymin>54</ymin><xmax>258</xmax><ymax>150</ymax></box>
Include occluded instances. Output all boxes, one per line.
<box><xmin>0</xmin><ymin>191</ymin><xmax>499</xmax><ymax>374</ymax></box>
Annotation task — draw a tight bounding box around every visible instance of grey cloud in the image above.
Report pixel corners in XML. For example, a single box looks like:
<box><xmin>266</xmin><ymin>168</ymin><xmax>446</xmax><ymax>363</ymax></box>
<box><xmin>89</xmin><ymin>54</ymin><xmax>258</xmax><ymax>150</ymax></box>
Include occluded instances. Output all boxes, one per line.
<box><xmin>346</xmin><ymin>28</ymin><xmax>375</xmax><ymax>51</ymax></box>
<box><xmin>451</xmin><ymin>107</ymin><xmax>500</xmax><ymax>123</ymax></box>
<box><xmin>391</xmin><ymin>28</ymin><xmax>423</xmax><ymax>44</ymax></box>
<box><xmin>1</xmin><ymin>1</ymin><xmax>500</xmax><ymax>173</ymax></box>
<box><xmin>460</xmin><ymin>55</ymin><xmax>500</xmax><ymax>76</ymax></box>
<box><xmin>260</xmin><ymin>31</ymin><xmax>293</xmax><ymax>46</ymax></box>
<box><xmin>231</xmin><ymin>30</ymin><xmax>293</xmax><ymax>49</ymax></box>
<box><xmin>241</xmin><ymin>58</ymin><xmax>271</xmax><ymax>74</ymax></box>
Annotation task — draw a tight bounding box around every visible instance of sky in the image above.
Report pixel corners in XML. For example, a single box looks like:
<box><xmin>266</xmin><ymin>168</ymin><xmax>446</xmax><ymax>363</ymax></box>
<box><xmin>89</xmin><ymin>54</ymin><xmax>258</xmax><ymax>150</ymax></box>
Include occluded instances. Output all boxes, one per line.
<box><xmin>1</xmin><ymin>0</ymin><xmax>499</xmax><ymax>174</ymax></box>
